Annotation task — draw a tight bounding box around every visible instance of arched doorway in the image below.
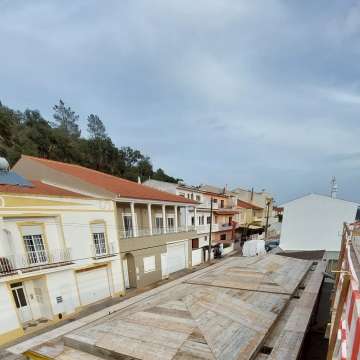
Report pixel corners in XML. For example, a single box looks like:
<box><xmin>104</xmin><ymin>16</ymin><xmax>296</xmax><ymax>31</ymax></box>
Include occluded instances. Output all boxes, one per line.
<box><xmin>123</xmin><ymin>253</ymin><xmax>137</xmax><ymax>288</ymax></box>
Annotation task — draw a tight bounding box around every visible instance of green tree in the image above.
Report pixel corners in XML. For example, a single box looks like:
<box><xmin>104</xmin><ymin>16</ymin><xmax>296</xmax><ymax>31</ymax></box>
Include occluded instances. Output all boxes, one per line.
<box><xmin>53</xmin><ymin>99</ymin><xmax>81</xmax><ymax>137</ymax></box>
<box><xmin>87</xmin><ymin>114</ymin><xmax>107</xmax><ymax>139</ymax></box>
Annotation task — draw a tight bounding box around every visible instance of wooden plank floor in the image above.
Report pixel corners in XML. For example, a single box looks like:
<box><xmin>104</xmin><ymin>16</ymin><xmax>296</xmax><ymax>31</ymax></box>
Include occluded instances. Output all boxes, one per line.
<box><xmin>29</xmin><ymin>255</ymin><xmax>312</xmax><ymax>360</ymax></box>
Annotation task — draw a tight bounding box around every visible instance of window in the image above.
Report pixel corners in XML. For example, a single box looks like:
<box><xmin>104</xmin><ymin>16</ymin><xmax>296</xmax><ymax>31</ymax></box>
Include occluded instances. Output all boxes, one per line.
<box><xmin>191</xmin><ymin>216</ymin><xmax>195</xmax><ymax>226</ymax></box>
<box><xmin>192</xmin><ymin>238</ymin><xmax>199</xmax><ymax>249</ymax></box>
<box><xmin>123</xmin><ymin>215</ymin><xmax>133</xmax><ymax>237</ymax></box>
<box><xmin>143</xmin><ymin>256</ymin><xmax>156</xmax><ymax>273</ymax></box>
<box><xmin>207</xmin><ymin>216</ymin><xmax>211</xmax><ymax>224</ymax></box>
<box><xmin>199</xmin><ymin>216</ymin><xmax>204</xmax><ymax>225</ymax></box>
<box><xmin>220</xmin><ymin>200</ymin><xmax>224</xmax><ymax>208</ymax></box>
<box><xmin>167</xmin><ymin>217</ymin><xmax>174</xmax><ymax>232</ymax></box>
<box><xmin>220</xmin><ymin>234</ymin><xmax>226</xmax><ymax>241</ymax></box>
<box><xmin>179</xmin><ymin>192</ymin><xmax>185</xmax><ymax>198</ymax></box>
<box><xmin>213</xmin><ymin>199</ymin><xmax>218</xmax><ymax>203</ymax></box>
<box><xmin>21</xmin><ymin>225</ymin><xmax>47</xmax><ymax>265</ymax></box>
<box><xmin>229</xmin><ymin>216</ymin><xmax>233</xmax><ymax>225</ymax></box>
<box><xmin>191</xmin><ymin>193</ymin><xmax>194</xmax><ymax>200</ymax></box>
<box><xmin>155</xmin><ymin>216</ymin><xmax>163</xmax><ymax>234</ymax></box>
<box><xmin>196</xmin><ymin>195</ymin><xmax>201</xmax><ymax>201</ymax></box>
<box><xmin>91</xmin><ymin>222</ymin><xmax>107</xmax><ymax>256</ymax></box>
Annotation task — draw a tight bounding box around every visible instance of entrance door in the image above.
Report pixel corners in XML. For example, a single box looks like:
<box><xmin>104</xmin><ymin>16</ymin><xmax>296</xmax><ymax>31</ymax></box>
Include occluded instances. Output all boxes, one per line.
<box><xmin>11</xmin><ymin>282</ymin><xmax>32</xmax><ymax>323</ymax></box>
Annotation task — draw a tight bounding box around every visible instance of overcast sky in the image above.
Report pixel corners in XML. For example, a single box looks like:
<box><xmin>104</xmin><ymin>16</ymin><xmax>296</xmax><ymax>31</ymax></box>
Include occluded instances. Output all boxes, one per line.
<box><xmin>1</xmin><ymin>0</ymin><xmax>360</xmax><ymax>203</ymax></box>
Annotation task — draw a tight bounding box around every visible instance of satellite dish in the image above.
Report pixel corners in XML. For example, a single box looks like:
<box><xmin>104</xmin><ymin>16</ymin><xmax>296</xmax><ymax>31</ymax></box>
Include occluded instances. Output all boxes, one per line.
<box><xmin>0</xmin><ymin>157</ymin><xmax>10</xmax><ymax>172</ymax></box>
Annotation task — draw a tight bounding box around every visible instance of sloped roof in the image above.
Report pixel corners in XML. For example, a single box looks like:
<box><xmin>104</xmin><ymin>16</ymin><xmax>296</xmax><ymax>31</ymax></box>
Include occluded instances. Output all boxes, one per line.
<box><xmin>237</xmin><ymin>199</ymin><xmax>263</xmax><ymax>210</ymax></box>
<box><xmin>0</xmin><ymin>170</ymin><xmax>32</xmax><ymax>187</ymax></box>
<box><xmin>21</xmin><ymin>155</ymin><xmax>196</xmax><ymax>204</ymax></box>
<box><xmin>0</xmin><ymin>180</ymin><xmax>87</xmax><ymax>198</ymax></box>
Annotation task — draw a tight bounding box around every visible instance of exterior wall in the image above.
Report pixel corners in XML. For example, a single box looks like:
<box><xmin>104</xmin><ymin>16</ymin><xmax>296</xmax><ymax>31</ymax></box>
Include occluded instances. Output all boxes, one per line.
<box><xmin>280</xmin><ymin>194</ymin><xmax>358</xmax><ymax>251</ymax></box>
<box><xmin>143</xmin><ymin>180</ymin><xmax>178</xmax><ymax>194</ymax></box>
<box><xmin>0</xmin><ymin>193</ymin><xmax>125</xmax><ymax>344</ymax></box>
<box><xmin>0</xmin><ymin>283</ymin><xmax>23</xmax><ymax>345</ymax></box>
<box><xmin>212</xmin><ymin>229</ymin><xmax>233</xmax><ymax>243</ymax></box>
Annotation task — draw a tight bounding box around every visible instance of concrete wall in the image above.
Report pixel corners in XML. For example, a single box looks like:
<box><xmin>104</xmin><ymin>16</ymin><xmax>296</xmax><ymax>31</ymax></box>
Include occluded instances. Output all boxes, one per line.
<box><xmin>280</xmin><ymin>194</ymin><xmax>358</xmax><ymax>251</ymax></box>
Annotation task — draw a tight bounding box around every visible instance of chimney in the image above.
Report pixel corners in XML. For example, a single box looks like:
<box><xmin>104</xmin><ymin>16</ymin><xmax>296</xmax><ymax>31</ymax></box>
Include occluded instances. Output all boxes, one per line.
<box><xmin>138</xmin><ymin>176</ymin><xmax>141</xmax><ymax>184</ymax></box>
<box><xmin>250</xmin><ymin>187</ymin><xmax>254</xmax><ymax>201</ymax></box>
<box><xmin>331</xmin><ymin>176</ymin><xmax>338</xmax><ymax>199</ymax></box>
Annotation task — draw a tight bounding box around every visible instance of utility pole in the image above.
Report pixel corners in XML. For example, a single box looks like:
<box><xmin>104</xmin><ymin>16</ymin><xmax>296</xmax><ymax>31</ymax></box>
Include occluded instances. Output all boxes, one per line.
<box><xmin>264</xmin><ymin>199</ymin><xmax>271</xmax><ymax>239</ymax></box>
<box><xmin>208</xmin><ymin>197</ymin><xmax>213</xmax><ymax>262</ymax></box>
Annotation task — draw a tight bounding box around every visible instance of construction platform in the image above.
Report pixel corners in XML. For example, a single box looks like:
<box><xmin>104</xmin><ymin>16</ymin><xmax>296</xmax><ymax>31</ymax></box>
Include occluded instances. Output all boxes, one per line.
<box><xmin>7</xmin><ymin>254</ymin><xmax>327</xmax><ymax>360</ymax></box>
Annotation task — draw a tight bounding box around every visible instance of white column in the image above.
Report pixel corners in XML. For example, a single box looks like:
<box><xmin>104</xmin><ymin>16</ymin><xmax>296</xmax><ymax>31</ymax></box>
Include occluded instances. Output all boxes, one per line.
<box><xmin>162</xmin><ymin>204</ymin><xmax>167</xmax><ymax>234</ymax></box>
<box><xmin>130</xmin><ymin>202</ymin><xmax>138</xmax><ymax>237</ymax></box>
<box><xmin>147</xmin><ymin>203</ymin><xmax>153</xmax><ymax>236</ymax></box>
<box><xmin>194</xmin><ymin>206</ymin><xmax>197</xmax><ymax>229</ymax></box>
<box><xmin>185</xmin><ymin>207</ymin><xmax>189</xmax><ymax>231</ymax></box>
<box><xmin>174</xmin><ymin>205</ymin><xmax>178</xmax><ymax>232</ymax></box>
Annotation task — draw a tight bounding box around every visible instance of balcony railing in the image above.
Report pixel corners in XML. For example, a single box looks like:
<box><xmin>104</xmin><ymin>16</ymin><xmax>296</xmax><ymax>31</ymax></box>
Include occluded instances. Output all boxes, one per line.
<box><xmin>91</xmin><ymin>242</ymin><xmax>116</xmax><ymax>259</ymax></box>
<box><xmin>119</xmin><ymin>225</ymin><xmax>196</xmax><ymax>239</ymax></box>
<box><xmin>0</xmin><ymin>248</ymin><xmax>72</xmax><ymax>275</ymax></box>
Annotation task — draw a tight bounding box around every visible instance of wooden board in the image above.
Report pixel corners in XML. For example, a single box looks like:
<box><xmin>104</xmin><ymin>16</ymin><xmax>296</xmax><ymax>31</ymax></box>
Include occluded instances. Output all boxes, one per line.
<box><xmin>60</xmin><ymin>255</ymin><xmax>311</xmax><ymax>360</ymax></box>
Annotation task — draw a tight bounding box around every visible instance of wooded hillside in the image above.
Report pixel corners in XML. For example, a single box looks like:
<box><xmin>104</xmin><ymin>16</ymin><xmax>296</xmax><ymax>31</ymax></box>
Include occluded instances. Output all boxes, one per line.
<box><xmin>0</xmin><ymin>100</ymin><xmax>180</xmax><ymax>183</ymax></box>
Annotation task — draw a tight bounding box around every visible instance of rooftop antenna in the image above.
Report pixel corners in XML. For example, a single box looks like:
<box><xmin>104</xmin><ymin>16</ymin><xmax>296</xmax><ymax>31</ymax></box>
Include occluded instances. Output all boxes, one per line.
<box><xmin>331</xmin><ymin>176</ymin><xmax>338</xmax><ymax>199</ymax></box>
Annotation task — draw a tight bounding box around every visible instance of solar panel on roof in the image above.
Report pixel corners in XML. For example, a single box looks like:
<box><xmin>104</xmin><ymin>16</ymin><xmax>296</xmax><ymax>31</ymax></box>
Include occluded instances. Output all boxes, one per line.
<box><xmin>0</xmin><ymin>171</ymin><xmax>33</xmax><ymax>187</ymax></box>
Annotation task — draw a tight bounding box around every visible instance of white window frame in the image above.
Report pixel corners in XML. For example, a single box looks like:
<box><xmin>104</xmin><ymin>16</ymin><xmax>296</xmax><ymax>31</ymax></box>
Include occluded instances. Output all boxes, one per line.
<box><xmin>123</xmin><ymin>213</ymin><xmax>137</xmax><ymax>238</ymax></box>
<box><xmin>167</xmin><ymin>214</ymin><xmax>175</xmax><ymax>232</ymax></box>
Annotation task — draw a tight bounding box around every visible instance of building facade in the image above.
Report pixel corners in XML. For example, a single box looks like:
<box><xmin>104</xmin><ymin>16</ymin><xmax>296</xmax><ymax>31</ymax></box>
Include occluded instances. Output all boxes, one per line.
<box><xmin>144</xmin><ymin>180</ymin><xmax>239</xmax><ymax>262</ymax></box>
<box><xmin>280</xmin><ymin>193</ymin><xmax>359</xmax><ymax>256</ymax></box>
<box><xmin>13</xmin><ymin>155</ymin><xmax>198</xmax><ymax>290</ymax></box>
<box><xmin>0</xmin><ymin>180</ymin><xmax>123</xmax><ymax>345</ymax></box>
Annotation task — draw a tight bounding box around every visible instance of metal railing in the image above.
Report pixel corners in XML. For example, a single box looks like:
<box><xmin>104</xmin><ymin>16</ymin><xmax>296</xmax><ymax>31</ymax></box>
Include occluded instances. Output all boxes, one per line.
<box><xmin>91</xmin><ymin>242</ymin><xmax>116</xmax><ymax>259</ymax></box>
<box><xmin>0</xmin><ymin>248</ymin><xmax>72</xmax><ymax>275</ymax></box>
<box><xmin>119</xmin><ymin>225</ymin><xmax>196</xmax><ymax>239</ymax></box>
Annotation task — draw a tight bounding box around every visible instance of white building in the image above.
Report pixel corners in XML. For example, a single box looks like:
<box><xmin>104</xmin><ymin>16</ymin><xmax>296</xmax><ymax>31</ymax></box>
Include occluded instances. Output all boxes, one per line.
<box><xmin>280</xmin><ymin>193</ymin><xmax>359</xmax><ymax>255</ymax></box>
<box><xmin>0</xmin><ymin>177</ymin><xmax>123</xmax><ymax>345</ymax></box>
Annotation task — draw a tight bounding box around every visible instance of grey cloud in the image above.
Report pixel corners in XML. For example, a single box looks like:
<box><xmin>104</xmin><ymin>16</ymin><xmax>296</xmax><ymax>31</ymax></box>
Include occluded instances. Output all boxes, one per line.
<box><xmin>1</xmin><ymin>0</ymin><xmax>360</xmax><ymax>202</ymax></box>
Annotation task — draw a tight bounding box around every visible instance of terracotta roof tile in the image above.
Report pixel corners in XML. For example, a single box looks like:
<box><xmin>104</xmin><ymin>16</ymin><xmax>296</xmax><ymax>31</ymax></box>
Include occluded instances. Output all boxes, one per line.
<box><xmin>22</xmin><ymin>155</ymin><xmax>197</xmax><ymax>204</ymax></box>
<box><xmin>0</xmin><ymin>180</ymin><xmax>87</xmax><ymax>198</ymax></box>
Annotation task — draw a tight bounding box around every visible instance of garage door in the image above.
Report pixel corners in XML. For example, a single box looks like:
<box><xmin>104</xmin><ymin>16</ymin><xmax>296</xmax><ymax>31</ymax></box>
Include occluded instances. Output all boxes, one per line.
<box><xmin>167</xmin><ymin>242</ymin><xmax>186</xmax><ymax>274</ymax></box>
<box><xmin>77</xmin><ymin>267</ymin><xmax>110</xmax><ymax>306</ymax></box>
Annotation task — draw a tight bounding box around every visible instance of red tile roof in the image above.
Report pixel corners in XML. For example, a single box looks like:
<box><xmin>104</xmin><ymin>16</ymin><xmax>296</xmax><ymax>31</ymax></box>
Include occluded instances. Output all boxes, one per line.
<box><xmin>0</xmin><ymin>180</ymin><xmax>87</xmax><ymax>198</ymax></box>
<box><xmin>22</xmin><ymin>155</ymin><xmax>197</xmax><ymax>204</ymax></box>
<box><xmin>237</xmin><ymin>199</ymin><xmax>263</xmax><ymax>210</ymax></box>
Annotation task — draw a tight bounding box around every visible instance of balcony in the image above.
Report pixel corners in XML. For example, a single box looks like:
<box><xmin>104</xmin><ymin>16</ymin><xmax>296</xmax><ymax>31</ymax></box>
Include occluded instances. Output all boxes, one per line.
<box><xmin>91</xmin><ymin>242</ymin><xmax>117</xmax><ymax>259</ymax></box>
<box><xmin>119</xmin><ymin>226</ymin><xmax>197</xmax><ymax>253</ymax></box>
<box><xmin>119</xmin><ymin>225</ymin><xmax>195</xmax><ymax>239</ymax></box>
<box><xmin>0</xmin><ymin>248</ymin><xmax>72</xmax><ymax>276</ymax></box>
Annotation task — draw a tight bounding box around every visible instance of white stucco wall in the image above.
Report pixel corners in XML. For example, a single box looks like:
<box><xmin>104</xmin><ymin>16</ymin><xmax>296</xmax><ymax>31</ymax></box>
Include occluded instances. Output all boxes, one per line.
<box><xmin>280</xmin><ymin>194</ymin><xmax>358</xmax><ymax>251</ymax></box>
<box><xmin>0</xmin><ymin>283</ymin><xmax>20</xmax><ymax>334</ymax></box>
